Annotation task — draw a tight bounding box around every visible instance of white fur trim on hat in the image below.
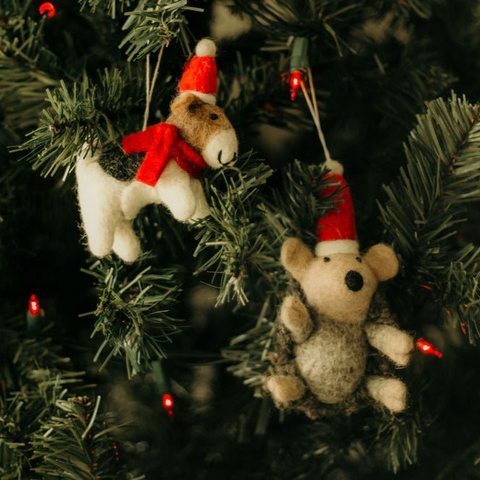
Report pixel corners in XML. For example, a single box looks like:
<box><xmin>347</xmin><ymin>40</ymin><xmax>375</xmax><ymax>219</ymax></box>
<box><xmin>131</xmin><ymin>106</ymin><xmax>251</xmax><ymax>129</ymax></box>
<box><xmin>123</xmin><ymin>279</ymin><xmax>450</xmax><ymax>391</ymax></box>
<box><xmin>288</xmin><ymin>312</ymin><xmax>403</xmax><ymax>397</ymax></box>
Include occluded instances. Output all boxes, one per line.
<box><xmin>196</xmin><ymin>38</ymin><xmax>217</xmax><ymax>57</ymax></box>
<box><xmin>179</xmin><ymin>91</ymin><xmax>216</xmax><ymax>105</ymax></box>
<box><xmin>315</xmin><ymin>239</ymin><xmax>360</xmax><ymax>257</ymax></box>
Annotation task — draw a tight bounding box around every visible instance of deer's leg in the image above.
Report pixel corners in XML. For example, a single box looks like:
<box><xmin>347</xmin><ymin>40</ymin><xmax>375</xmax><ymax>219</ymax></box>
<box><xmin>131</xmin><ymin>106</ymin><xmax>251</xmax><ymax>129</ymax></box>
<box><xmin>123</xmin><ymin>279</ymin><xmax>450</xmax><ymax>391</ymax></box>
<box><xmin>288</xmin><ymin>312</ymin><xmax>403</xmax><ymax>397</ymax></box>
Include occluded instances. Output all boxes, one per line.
<box><xmin>121</xmin><ymin>181</ymin><xmax>159</xmax><ymax>220</ymax></box>
<box><xmin>190</xmin><ymin>178</ymin><xmax>211</xmax><ymax>221</ymax></box>
<box><xmin>112</xmin><ymin>220</ymin><xmax>141</xmax><ymax>263</ymax></box>
<box><xmin>154</xmin><ymin>163</ymin><xmax>197</xmax><ymax>221</ymax></box>
<box><xmin>76</xmin><ymin>155</ymin><xmax>123</xmax><ymax>257</ymax></box>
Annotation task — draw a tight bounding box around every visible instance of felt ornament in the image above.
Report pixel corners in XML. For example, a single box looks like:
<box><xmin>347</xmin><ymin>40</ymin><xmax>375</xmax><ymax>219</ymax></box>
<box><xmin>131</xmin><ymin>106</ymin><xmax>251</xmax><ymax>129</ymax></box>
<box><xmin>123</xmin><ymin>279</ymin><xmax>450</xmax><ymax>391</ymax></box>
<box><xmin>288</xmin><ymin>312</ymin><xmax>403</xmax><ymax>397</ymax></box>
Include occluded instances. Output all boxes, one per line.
<box><xmin>265</xmin><ymin>173</ymin><xmax>414</xmax><ymax>418</ymax></box>
<box><xmin>76</xmin><ymin>38</ymin><xmax>239</xmax><ymax>263</ymax></box>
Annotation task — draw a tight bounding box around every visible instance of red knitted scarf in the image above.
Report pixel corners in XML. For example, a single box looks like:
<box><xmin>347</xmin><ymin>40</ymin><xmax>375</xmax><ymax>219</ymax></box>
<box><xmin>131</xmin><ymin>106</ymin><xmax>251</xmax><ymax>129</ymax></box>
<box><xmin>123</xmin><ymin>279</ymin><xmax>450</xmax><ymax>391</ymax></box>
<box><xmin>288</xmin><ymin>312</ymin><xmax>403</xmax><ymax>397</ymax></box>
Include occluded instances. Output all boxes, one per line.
<box><xmin>122</xmin><ymin>123</ymin><xmax>209</xmax><ymax>187</ymax></box>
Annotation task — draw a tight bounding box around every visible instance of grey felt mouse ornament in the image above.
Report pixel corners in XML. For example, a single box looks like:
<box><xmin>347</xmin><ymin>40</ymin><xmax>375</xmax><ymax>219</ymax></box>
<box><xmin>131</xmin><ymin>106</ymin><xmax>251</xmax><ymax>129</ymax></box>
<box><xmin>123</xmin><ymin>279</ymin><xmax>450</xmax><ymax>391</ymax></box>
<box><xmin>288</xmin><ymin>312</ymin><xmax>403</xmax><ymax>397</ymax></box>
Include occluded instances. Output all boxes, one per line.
<box><xmin>265</xmin><ymin>173</ymin><xmax>414</xmax><ymax>417</ymax></box>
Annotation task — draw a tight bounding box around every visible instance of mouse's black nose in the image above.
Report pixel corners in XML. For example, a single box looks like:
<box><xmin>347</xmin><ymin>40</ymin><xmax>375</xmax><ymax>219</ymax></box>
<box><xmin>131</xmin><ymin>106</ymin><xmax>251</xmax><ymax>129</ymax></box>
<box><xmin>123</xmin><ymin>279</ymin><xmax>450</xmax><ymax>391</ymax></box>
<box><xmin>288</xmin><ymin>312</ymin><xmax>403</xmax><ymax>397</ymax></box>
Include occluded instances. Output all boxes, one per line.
<box><xmin>345</xmin><ymin>270</ymin><xmax>363</xmax><ymax>292</ymax></box>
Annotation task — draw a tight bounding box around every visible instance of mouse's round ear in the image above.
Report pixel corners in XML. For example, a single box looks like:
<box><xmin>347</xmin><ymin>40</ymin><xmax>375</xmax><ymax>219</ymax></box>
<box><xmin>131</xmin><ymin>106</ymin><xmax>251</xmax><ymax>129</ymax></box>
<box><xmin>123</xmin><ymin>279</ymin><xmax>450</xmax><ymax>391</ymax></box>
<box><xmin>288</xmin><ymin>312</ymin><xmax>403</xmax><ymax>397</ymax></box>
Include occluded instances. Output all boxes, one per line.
<box><xmin>363</xmin><ymin>244</ymin><xmax>399</xmax><ymax>282</ymax></box>
<box><xmin>281</xmin><ymin>238</ymin><xmax>314</xmax><ymax>283</ymax></box>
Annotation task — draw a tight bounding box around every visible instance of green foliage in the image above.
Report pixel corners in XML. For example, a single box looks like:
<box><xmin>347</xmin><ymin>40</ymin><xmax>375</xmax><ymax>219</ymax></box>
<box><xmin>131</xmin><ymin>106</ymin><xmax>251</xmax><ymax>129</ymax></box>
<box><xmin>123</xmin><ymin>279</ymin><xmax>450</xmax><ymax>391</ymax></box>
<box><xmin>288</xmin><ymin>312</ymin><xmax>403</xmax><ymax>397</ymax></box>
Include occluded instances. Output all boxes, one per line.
<box><xmin>79</xmin><ymin>0</ymin><xmax>136</xmax><ymax>19</ymax></box>
<box><xmin>82</xmin><ymin>256</ymin><xmax>182</xmax><ymax>377</ymax></box>
<box><xmin>217</xmin><ymin>52</ymin><xmax>281</xmax><ymax>126</ymax></box>
<box><xmin>0</xmin><ymin>55</ymin><xmax>58</xmax><ymax>133</ymax></box>
<box><xmin>443</xmin><ymin>259</ymin><xmax>480</xmax><ymax>344</ymax></box>
<box><xmin>0</xmin><ymin>1</ymin><xmax>61</xmax><ymax>134</ymax></box>
<box><xmin>30</xmin><ymin>396</ymin><xmax>131</xmax><ymax>480</ymax></box>
<box><xmin>16</xmin><ymin>67</ymin><xmax>147</xmax><ymax>177</ymax></box>
<box><xmin>379</xmin><ymin>93</ymin><xmax>480</xmax><ymax>339</ymax></box>
<box><xmin>118</xmin><ymin>0</ymin><xmax>203</xmax><ymax>61</ymax></box>
<box><xmin>375</xmin><ymin>410</ymin><xmax>423</xmax><ymax>473</ymax></box>
<box><xmin>223</xmin><ymin>298</ymin><xmax>277</xmax><ymax>393</ymax></box>
<box><xmin>0</xmin><ymin>316</ymin><xmax>132</xmax><ymax>479</ymax></box>
<box><xmin>259</xmin><ymin>160</ymin><xmax>341</xmax><ymax>249</ymax></box>
<box><xmin>193</xmin><ymin>152</ymin><xmax>274</xmax><ymax>306</ymax></box>
<box><xmin>231</xmin><ymin>0</ymin><xmax>360</xmax><ymax>55</ymax></box>
<box><xmin>0</xmin><ymin>1</ymin><xmax>60</xmax><ymax>72</ymax></box>
<box><xmin>3</xmin><ymin>0</ymin><xmax>480</xmax><ymax>478</ymax></box>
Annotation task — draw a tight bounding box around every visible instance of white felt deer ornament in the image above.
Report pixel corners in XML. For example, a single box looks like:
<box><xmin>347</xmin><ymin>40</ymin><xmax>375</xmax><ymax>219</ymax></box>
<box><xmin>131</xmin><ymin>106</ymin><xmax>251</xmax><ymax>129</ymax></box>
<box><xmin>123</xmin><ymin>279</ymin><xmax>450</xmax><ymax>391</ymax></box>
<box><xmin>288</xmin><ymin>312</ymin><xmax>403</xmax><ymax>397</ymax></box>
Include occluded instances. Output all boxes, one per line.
<box><xmin>76</xmin><ymin>39</ymin><xmax>238</xmax><ymax>262</ymax></box>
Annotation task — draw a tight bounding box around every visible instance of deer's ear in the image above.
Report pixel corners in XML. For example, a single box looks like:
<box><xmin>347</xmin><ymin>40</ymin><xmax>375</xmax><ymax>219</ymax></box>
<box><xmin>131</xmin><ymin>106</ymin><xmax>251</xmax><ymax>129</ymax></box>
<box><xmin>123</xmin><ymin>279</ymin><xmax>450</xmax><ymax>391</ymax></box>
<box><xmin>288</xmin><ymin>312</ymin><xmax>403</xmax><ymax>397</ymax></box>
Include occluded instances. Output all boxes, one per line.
<box><xmin>171</xmin><ymin>93</ymin><xmax>204</xmax><ymax>112</ymax></box>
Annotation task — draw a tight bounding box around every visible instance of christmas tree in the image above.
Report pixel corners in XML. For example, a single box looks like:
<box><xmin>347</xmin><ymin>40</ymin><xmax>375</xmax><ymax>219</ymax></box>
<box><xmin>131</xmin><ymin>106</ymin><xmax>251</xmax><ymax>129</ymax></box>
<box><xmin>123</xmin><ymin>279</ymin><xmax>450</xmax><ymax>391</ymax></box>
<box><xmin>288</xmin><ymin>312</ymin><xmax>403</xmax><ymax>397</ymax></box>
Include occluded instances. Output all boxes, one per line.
<box><xmin>1</xmin><ymin>1</ymin><xmax>480</xmax><ymax>478</ymax></box>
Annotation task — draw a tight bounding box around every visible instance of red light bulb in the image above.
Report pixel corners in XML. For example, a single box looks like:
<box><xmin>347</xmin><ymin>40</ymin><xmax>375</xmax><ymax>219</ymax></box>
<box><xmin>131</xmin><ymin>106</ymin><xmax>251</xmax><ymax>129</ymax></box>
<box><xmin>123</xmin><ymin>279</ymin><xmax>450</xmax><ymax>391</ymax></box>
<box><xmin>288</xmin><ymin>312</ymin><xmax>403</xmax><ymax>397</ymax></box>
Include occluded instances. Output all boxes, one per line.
<box><xmin>416</xmin><ymin>338</ymin><xmax>442</xmax><ymax>358</ymax></box>
<box><xmin>289</xmin><ymin>71</ymin><xmax>303</xmax><ymax>101</ymax></box>
<box><xmin>39</xmin><ymin>2</ymin><xmax>56</xmax><ymax>18</ymax></box>
<box><xmin>162</xmin><ymin>393</ymin><xmax>174</xmax><ymax>410</ymax></box>
<box><xmin>29</xmin><ymin>294</ymin><xmax>40</xmax><ymax>316</ymax></box>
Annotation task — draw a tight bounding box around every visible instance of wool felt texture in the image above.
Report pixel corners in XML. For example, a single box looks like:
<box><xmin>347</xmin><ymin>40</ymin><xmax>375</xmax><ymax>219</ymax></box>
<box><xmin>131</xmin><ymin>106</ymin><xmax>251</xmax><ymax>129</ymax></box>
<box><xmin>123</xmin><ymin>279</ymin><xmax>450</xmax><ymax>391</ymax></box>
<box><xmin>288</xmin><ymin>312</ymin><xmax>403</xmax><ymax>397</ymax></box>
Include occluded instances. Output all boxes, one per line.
<box><xmin>75</xmin><ymin>39</ymin><xmax>239</xmax><ymax>262</ymax></box>
<box><xmin>178</xmin><ymin>38</ymin><xmax>217</xmax><ymax>105</ymax></box>
<box><xmin>179</xmin><ymin>54</ymin><xmax>217</xmax><ymax>97</ymax></box>
<box><xmin>167</xmin><ymin>94</ymin><xmax>237</xmax><ymax>156</ymax></box>
<box><xmin>98</xmin><ymin>147</ymin><xmax>143</xmax><ymax>182</ymax></box>
<box><xmin>122</xmin><ymin>123</ymin><xmax>209</xmax><ymax>186</ymax></box>
<box><xmin>76</xmin><ymin>148</ymin><xmax>141</xmax><ymax>262</ymax></box>
<box><xmin>265</xmin><ymin>237</ymin><xmax>413</xmax><ymax>416</ymax></box>
<box><xmin>316</xmin><ymin>173</ymin><xmax>358</xmax><ymax>256</ymax></box>
<box><xmin>270</xmin><ymin>292</ymin><xmax>403</xmax><ymax>419</ymax></box>
<box><xmin>366</xmin><ymin>376</ymin><xmax>408</xmax><ymax>413</ymax></box>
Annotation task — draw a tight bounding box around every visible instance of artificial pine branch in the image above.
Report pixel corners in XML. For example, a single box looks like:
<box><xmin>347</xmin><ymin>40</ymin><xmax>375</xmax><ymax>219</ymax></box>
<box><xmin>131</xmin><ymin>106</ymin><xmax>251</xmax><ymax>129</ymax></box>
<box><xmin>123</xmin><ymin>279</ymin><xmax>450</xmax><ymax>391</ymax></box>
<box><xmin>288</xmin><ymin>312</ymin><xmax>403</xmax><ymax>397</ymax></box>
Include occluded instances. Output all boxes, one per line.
<box><xmin>223</xmin><ymin>297</ymin><xmax>276</xmax><ymax>393</ymax></box>
<box><xmin>30</xmin><ymin>396</ymin><xmax>133</xmax><ymax>480</ymax></box>
<box><xmin>79</xmin><ymin>0</ymin><xmax>135</xmax><ymax>19</ymax></box>
<box><xmin>217</xmin><ymin>52</ymin><xmax>281</xmax><ymax>127</ymax></box>
<box><xmin>0</xmin><ymin>55</ymin><xmax>59</xmax><ymax>133</ymax></box>
<box><xmin>379</xmin><ymin>93</ymin><xmax>480</xmax><ymax>340</ymax></box>
<box><xmin>0</xmin><ymin>2</ymin><xmax>60</xmax><ymax>73</ymax></box>
<box><xmin>118</xmin><ymin>0</ymin><xmax>203</xmax><ymax>61</ymax></box>
<box><xmin>192</xmin><ymin>152</ymin><xmax>274</xmax><ymax>306</ymax></box>
<box><xmin>230</xmin><ymin>0</ymin><xmax>359</xmax><ymax>55</ymax></box>
<box><xmin>82</xmin><ymin>255</ymin><xmax>182</xmax><ymax>377</ymax></box>
<box><xmin>15</xmin><ymin>67</ymin><xmax>147</xmax><ymax>177</ymax></box>
<box><xmin>0</xmin><ymin>315</ymin><xmax>132</xmax><ymax>479</ymax></box>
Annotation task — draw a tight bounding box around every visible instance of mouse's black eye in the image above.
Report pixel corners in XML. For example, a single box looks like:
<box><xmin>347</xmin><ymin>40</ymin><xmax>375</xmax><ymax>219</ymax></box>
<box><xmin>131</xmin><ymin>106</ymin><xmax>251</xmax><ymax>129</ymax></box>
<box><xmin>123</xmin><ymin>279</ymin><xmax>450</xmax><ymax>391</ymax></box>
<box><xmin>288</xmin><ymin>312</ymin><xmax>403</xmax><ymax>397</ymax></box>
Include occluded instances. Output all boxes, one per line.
<box><xmin>356</xmin><ymin>257</ymin><xmax>362</xmax><ymax>263</ymax></box>
<box><xmin>323</xmin><ymin>257</ymin><xmax>331</xmax><ymax>263</ymax></box>
<box><xmin>210</xmin><ymin>113</ymin><xmax>219</xmax><ymax>120</ymax></box>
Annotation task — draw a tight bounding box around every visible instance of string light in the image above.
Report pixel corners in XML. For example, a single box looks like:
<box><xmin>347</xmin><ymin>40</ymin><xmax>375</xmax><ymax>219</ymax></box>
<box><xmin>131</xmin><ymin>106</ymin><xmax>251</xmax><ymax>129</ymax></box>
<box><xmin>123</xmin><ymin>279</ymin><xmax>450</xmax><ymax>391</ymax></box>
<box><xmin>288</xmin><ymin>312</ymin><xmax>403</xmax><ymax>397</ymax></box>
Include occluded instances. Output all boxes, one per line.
<box><xmin>162</xmin><ymin>393</ymin><xmax>174</xmax><ymax>410</ymax></box>
<box><xmin>416</xmin><ymin>338</ymin><xmax>443</xmax><ymax>358</ymax></box>
<box><xmin>289</xmin><ymin>71</ymin><xmax>303</xmax><ymax>101</ymax></box>
<box><xmin>29</xmin><ymin>294</ymin><xmax>40</xmax><ymax>316</ymax></box>
<box><xmin>288</xmin><ymin>37</ymin><xmax>309</xmax><ymax>101</ymax></box>
<box><xmin>39</xmin><ymin>2</ymin><xmax>56</xmax><ymax>18</ymax></box>
<box><xmin>162</xmin><ymin>393</ymin><xmax>174</xmax><ymax>417</ymax></box>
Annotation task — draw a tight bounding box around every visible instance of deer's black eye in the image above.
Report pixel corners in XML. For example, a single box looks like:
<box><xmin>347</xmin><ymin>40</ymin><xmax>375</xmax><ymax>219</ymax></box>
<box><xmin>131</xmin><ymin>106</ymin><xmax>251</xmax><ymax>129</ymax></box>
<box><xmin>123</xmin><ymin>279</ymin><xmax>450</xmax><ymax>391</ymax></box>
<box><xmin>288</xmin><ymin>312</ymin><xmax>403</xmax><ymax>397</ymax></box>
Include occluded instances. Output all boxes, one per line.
<box><xmin>323</xmin><ymin>257</ymin><xmax>331</xmax><ymax>263</ymax></box>
<box><xmin>356</xmin><ymin>257</ymin><xmax>362</xmax><ymax>263</ymax></box>
<box><xmin>210</xmin><ymin>113</ymin><xmax>219</xmax><ymax>120</ymax></box>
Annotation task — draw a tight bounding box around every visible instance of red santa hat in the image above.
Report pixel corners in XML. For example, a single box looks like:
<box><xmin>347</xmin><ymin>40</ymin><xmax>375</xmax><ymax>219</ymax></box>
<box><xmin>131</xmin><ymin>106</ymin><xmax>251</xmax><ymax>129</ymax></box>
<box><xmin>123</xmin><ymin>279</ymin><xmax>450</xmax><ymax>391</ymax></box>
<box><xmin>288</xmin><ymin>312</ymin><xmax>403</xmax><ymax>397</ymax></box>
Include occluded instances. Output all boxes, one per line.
<box><xmin>178</xmin><ymin>38</ymin><xmax>218</xmax><ymax>105</ymax></box>
<box><xmin>315</xmin><ymin>173</ymin><xmax>359</xmax><ymax>256</ymax></box>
